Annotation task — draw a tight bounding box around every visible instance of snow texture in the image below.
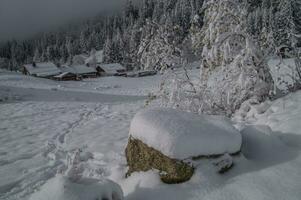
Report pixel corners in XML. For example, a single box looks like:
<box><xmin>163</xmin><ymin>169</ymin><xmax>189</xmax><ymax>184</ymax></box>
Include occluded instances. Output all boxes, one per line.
<box><xmin>129</xmin><ymin>108</ymin><xmax>242</xmax><ymax>159</ymax></box>
<box><xmin>70</xmin><ymin>65</ymin><xmax>97</xmax><ymax>74</ymax></box>
<box><xmin>1</xmin><ymin>70</ymin><xmax>301</xmax><ymax>200</ymax></box>
<box><xmin>29</xmin><ymin>175</ymin><xmax>123</xmax><ymax>200</ymax></box>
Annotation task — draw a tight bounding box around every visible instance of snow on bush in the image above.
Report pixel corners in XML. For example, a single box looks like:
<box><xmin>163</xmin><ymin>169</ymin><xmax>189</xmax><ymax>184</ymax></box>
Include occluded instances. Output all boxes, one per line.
<box><xmin>198</xmin><ymin>0</ymin><xmax>273</xmax><ymax>116</ymax></box>
<box><xmin>129</xmin><ymin>108</ymin><xmax>242</xmax><ymax>159</ymax></box>
<box><xmin>29</xmin><ymin>175</ymin><xmax>124</xmax><ymax>200</ymax></box>
<box><xmin>159</xmin><ymin>67</ymin><xmax>203</xmax><ymax>114</ymax></box>
<box><xmin>159</xmin><ymin>0</ymin><xmax>274</xmax><ymax>116</ymax></box>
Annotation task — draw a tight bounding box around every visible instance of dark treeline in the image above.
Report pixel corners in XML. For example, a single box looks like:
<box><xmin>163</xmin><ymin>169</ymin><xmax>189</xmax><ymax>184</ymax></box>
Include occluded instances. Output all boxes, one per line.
<box><xmin>245</xmin><ymin>0</ymin><xmax>301</xmax><ymax>53</ymax></box>
<box><xmin>0</xmin><ymin>0</ymin><xmax>204</xmax><ymax>70</ymax></box>
<box><xmin>0</xmin><ymin>0</ymin><xmax>300</xmax><ymax>71</ymax></box>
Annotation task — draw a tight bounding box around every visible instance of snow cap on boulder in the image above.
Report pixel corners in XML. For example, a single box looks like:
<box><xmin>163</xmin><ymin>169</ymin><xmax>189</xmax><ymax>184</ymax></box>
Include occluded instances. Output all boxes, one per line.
<box><xmin>129</xmin><ymin>108</ymin><xmax>242</xmax><ymax>159</ymax></box>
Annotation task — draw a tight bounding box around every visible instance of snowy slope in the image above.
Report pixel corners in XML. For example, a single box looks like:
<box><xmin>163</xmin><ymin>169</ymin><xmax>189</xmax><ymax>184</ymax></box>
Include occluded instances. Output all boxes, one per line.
<box><xmin>0</xmin><ymin>73</ymin><xmax>161</xmax><ymax>96</ymax></box>
<box><xmin>1</xmin><ymin>72</ymin><xmax>301</xmax><ymax>200</ymax></box>
<box><xmin>0</xmin><ymin>73</ymin><xmax>150</xmax><ymax>199</ymax></box>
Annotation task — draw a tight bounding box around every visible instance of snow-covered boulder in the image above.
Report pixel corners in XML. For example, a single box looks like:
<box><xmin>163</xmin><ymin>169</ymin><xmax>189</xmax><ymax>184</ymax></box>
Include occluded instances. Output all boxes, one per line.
<box><xmin>125</xmin><ymin>108</ymin><xmax>242</xmax><ymax>183</ymax></box>
<box><xmin>130</xmin><ymin>108</ymin><xmax>242</xmax><ymax>158</ymax></box>
<box><xmin>29</xmin><ymin>175</ymin><xmax>123</xmax><ymax>200</ymax></box>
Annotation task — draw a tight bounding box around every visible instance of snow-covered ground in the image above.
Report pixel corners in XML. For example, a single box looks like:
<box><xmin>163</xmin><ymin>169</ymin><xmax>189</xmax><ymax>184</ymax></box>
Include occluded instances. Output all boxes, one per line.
<box><xmin>1</xmin><ymin>71</ymin><xmax>301</xmax><ymax>200</ymax></box>
<box><xmin>0</xmin><ymin>72</ymin><xmax>155</xmax><ymax>199</ymax></box>
<box><xmin>0</xmin><ymin>73</ymin><xmax>161</xmax><ymax>96</ymax></box>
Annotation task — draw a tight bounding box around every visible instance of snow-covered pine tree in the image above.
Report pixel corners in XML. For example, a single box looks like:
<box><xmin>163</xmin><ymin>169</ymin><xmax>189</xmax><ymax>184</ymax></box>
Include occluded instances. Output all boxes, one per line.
<box><xmin>274</xmin><ymin>0</ymin><xmax>295</xmax><ymax>50</ymax></box>
<box><xmin>33</xmin><ymin>48</ymin><xmax>41</xmax><ymax>63</ymax></box>
<box><xmin>46</xmin><ymin>46</ymin><xmax>54</xmax><ymax>62</ymax></box>
<box><xmin>103</xmin><ymin>37</ymin><xmax>113</xmax><ymax>63</ymax></box>
<box><xmin>293</xmin><ymin>1</ymin><xmax>301</xmax><ymax>48</ymax></box>
<box><xmin>128</xmin><ymin>27</ymin><xmax>141</xmax><ymax>69</ymax></box>
<box><xmin>89</xmin><ymin>48</ymin><xmax>97</xmax><ymax>68</ymax></box>
<box><xmin>59</xmin><ymin>45</ymin><xmax>68</xmax><ymax>64</ymax></box>
<box><xmin>79</xmin><ymin>31</ymin><xmax>88</xmax><ymax>53</ymax></box>
<box><xmin>138</xmin><ymin>19</ymin><xmax>183</xmax><ymax>71</ymax></box>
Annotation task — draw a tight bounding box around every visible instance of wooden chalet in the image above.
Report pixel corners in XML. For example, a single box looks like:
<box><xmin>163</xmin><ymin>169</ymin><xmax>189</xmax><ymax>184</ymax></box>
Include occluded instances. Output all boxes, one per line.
<box><xmin>61</xmin><ymin>65</ymin><xmax>97</xmax><ymax>79</ymax></box>
<box><xmin>96</xmin><ymin>63</ymin><xmax>126</xmax><ymax>76</ymax></box>
<box><xmin>22</xmin><ymin>62</ymin><xmax>61</xmax><ymax>78</ymax></box>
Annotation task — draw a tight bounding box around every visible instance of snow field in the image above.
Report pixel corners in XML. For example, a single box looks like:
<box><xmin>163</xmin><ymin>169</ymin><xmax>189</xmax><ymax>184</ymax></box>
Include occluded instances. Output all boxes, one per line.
<box><xmin>1</xmin><ymin>72</ymin><xmax>301</xmax><ymax>200</ymax></box>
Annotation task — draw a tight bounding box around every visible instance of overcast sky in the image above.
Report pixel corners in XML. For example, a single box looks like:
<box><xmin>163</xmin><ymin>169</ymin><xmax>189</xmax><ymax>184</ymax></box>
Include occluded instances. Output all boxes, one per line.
<box><xmin>0</xmin><ymin>0</ymin><xmax>125</xmax><ymax>42</ymax></box>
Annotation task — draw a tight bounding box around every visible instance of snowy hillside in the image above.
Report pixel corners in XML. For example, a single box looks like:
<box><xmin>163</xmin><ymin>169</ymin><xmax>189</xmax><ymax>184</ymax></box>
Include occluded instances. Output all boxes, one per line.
<box><xmin>1</xmin><ymin>71</ymin><xmax>301</xmax><ymax>200</ymax></box>
<box><xmin>0</xmin><ymin>0</ymin><xmax>301</xmax><ymax>199</ymax></box>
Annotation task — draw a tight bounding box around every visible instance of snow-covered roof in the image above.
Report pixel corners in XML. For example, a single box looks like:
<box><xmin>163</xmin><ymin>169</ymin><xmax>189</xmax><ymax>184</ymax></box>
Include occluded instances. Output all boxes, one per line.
<box><xmin>71</xmin><ymin>65</ymin><xmax>97</xmax><ymax>74</ymax></box>
<box><xmin>129</xmin><ymin>108</ymin><xmax>242</xmax><ymax>159</ymax></box>
<box><xmin>24</xmin><ymin>62</ymin><xmax>61</xmax><ymax>77</ymax></box>
<box><xmin>61</xmin><ymin>65</ymin><xmax>97</xmax><ymax>75</ymax></box>
<box><xmin>60</xmin><ymin>66</ymin><xmax>76</xmax><ymax>74</ymax></box>
<box><xmin>98</xmin><ymin>63</ymin><xmax>125</xmax><ymax>73</ymax></box>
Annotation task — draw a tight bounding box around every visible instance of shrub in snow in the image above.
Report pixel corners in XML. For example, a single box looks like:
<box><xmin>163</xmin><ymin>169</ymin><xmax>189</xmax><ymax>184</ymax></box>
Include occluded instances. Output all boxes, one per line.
<box><xmin>168</xmin><ymin>0</ymin><xmax>274</xmax><ymax>116</ymax></box>
<box><xmin>125</xmin><ymin>108</ymin><xmax>241</xmax><ymax>183</ymax></box>
<box><xmin>29</xmin><ymin>175</ymin><xmax>123</xmax><ymax>200</ymax></box>
<box><xmin>159</xmin><ymin>67</ymin><xmax>203</xmax><ymax>114</ymax></box>
<box><xmin>202</xmin><ymin>0</ymin><xmax>273</xmax><ymax>114</ymax></box>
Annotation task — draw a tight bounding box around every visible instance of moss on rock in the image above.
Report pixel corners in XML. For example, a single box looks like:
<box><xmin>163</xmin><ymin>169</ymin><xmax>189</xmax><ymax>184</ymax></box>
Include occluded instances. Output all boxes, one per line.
<box><xmin>125</xmin><ymin>137</ymin><xmax>194</xmax><ymax>184</ymax></box>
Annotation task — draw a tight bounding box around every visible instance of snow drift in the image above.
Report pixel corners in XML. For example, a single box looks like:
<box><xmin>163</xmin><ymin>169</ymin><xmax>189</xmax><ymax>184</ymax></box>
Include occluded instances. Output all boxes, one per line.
<box><xmin>29</xmin><ymin>175</ymin><xmax>123</xmax><ymax>200</ymax></box>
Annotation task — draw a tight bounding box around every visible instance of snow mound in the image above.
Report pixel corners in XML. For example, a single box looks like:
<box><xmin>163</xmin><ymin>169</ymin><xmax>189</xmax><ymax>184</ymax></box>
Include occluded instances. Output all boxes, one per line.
<box><xmin>29</xmin><ymin>175</ymin><xmax>123</xmax><ymax>200</ymax></box>
<box><xmin>129</xmin><ymin>108</ymin><xmax>242</xmax><ymax>159</ymax></box>
<box><xmin>240</xmin><ymin>125</ymin><xmax>295</xmax><ymax>162</ymax></box>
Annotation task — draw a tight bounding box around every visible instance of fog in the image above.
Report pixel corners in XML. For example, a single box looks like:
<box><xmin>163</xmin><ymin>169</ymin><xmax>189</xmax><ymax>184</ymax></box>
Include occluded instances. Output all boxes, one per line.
<box><xmin>0</xmin><ymin>0</ymin><xmax>126</xmax><ymax>42</ymax></box>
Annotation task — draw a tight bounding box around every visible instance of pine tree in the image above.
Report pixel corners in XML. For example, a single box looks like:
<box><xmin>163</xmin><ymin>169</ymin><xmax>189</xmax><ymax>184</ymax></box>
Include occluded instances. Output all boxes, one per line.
<box><xmin>79</xmin><ymin>31</ymin><xmax>87</xmax><ymax>53</ymax></box>
<box><xmin>292</xmin><ymin>0</ymin><xmax>301</xmax><ymax>47</ymax></box>
<box><xmin>59</xmin><ymin>45</ymin><xmax>68</xmax><ymax>64</ymax></box>
<box><xmin>89</xmin><ymin>48</ymin><xmax>97</xmax><ymax>68</ymax></box>
<box><xmin>46</xmin><ymin>46</ymin><xmax>55</xmax><ymax>62</ymax></box>
<box><xmin>103</xmin><ymin>37</ymin><xmax>113</xmax><ymax>63</ymax></box>
<box><xmin>33</xmin><ymin>48</ymin><xmax>41</xmax><ymax>63</ymax></box>
<box><xmin>275</xmin><ymin>0</ymin><xmax>294</xmax><ymax>48</ymax></box>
